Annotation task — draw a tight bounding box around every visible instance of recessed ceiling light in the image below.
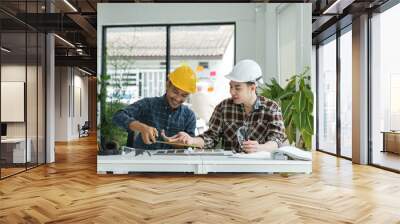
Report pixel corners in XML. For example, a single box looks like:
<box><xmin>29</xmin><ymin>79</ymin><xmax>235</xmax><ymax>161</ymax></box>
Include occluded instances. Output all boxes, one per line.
<box><xmin>1</xmin><ymin>47</ymin><xmax>11</xmax><ymax>53</ymax></box>
<box><xmin>63</xmin><ymin>0</ymin><xmax>78</xmax><ymax>12</ymax></box>
<box><xmin>54</xmin><ymin>34</ymin><xmax>75</xmax><ymax>48</ymax></box>
<box><xmin>78</xmin><ymin>67</ymin><xmax>92</xmax><ymax>76</ymax></box>
<box><xmin>322</xmin><ymin>0</ymin><xmax>354</xmax><ymax>15</ymax></box>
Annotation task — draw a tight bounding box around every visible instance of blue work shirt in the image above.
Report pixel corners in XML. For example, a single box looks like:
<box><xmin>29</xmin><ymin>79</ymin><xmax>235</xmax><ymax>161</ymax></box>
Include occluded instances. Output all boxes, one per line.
<box><xmin>112</xmin><ymin>95</ymin><xmax>196</xmax><ymax>149</ymax></box>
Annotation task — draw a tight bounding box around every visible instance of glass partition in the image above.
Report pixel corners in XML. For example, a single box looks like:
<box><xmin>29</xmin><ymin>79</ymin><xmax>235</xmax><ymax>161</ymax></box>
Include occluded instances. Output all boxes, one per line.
<box><xmin>1</xmin><ymin>30</ymin><xmax>28</xmax><ymax>177</ymax></box>
<box><xmin>0</xmin><ymin>1</ymin><xmax>46</xmax><ymax>179</ymax></box>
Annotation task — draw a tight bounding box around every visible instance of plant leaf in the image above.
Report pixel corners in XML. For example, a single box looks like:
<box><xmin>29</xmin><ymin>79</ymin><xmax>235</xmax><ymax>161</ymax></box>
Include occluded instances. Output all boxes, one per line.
<box><xmin>286</xmin><ymin>119</ymin><xmax>296</xmax><ymax>144</ymax></box>
<box><xmin>294</xmin><ymin>91</ymin><xmax>306</xmax><ymax>113</ymax></box>
<box><xmin>301</xmin><ymin>129</ymin><xmax>312</xmax><ymax>150</ymax></box>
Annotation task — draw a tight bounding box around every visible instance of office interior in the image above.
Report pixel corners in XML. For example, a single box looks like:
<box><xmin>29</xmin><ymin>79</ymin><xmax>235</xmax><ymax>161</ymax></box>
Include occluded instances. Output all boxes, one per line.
<box><xmin>0</xmin><ymin>0</ymin><xmax>400</xmax><ymax>223</ymax></box>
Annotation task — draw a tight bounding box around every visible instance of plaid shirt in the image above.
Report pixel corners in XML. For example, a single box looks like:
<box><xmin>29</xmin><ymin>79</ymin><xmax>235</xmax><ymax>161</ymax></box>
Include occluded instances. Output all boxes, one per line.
<box><xmin>198</xmin><ymin>96</ymin><xmax>286</xmax><ymax>151</ymax></box>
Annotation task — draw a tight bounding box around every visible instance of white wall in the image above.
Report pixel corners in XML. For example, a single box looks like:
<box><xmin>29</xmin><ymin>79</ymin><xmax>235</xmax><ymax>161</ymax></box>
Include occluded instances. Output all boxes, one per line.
<box><xmin>72</xmin><ymin>73</ymin><xmax>89</xmax><ymax>138</ymax></box>
<box><xmin>55</xmin><ymin>67</ymin><xmax>89</xmax><ymax>141</ymax></box>
<box><xmin>97</xmin><ymin>3</ymin><xmax>311</xmax><ymax>85</ymax></box>
<box><xmin>1</xmin><ymin>65</ymin><xmax>27</xmax><ymax>138</ymax></box>
<box><xmin>265</xmin><ymin>4</ymin><xmax>312</xmax><ymax>84</ymax></box>
<box><xmin>277</xmin><ymin>4</ymin><xmax>311</xmax><ymax>84</ymax></box>
<box><xmin>265</xmin><ymin>5</ymin><xmax>279</xmax><ymax>81</ymax></box>
<box><xmin>55</xmin><ymin>67</ymin><xmax>69</xmax><ymax>141</ymax></box>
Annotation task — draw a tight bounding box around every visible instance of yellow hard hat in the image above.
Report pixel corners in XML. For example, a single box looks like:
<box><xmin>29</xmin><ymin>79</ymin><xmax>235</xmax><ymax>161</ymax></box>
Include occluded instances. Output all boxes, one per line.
<box><xmin>168</xmin><ymin>66</ymin><xmax>197</xmax><ymax>93</ymax></box>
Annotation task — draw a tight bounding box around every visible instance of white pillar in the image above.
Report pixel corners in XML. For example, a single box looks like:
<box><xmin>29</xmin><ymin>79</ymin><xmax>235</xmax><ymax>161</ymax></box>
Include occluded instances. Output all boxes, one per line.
<box><xmin>46</xmin><ymin>33</ymin><xmax>55</xmax><ymax>163</ymax></box>
<box><xmin>352</xmin><ymin>14</ymin><xmax>369</xmax><ymax>164</ymax></box>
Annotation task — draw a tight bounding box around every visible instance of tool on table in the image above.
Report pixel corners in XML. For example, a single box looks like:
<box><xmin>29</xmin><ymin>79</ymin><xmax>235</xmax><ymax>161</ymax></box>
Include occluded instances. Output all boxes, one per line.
<box><xmin>121</xmin><ymin>146</ymin><xmax>151</xmax><ymax>157</ymax></box>
<box><xmin>236</xmin><ymin>123</ymin><xmax>249</xmax><ymax>152</ymax></box>
<box><xmin>155</xmin><ymin>140</ymin><xmax>198</xmax><ymax>149</ymax></box>
<box><xmin>134</xmin><ymin>148</ymin><xmax>145</xmax><ymax>156</ymax></box>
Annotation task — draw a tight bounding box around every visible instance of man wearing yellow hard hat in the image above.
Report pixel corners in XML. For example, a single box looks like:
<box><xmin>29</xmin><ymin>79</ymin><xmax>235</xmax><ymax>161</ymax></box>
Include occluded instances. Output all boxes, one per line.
<box><xmin>112</xmin><ymin>65</ymin><xmax>197</xmax><ymax>149</ymax></box>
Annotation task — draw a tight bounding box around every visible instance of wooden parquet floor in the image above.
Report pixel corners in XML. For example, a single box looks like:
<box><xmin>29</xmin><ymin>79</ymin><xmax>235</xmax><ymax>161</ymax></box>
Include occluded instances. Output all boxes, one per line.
<box><xmin>1</xmin><ymin>135</ymin><xmax>400</xmax><ymax>224</ymax></box>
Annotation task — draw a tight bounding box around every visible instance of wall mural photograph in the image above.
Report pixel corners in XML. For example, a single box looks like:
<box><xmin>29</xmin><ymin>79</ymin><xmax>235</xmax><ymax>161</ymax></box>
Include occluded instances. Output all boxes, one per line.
<box><xmin>97</xmin><ymin>3</ymin><xmax>313</xmax><ymax>174</ymax></box>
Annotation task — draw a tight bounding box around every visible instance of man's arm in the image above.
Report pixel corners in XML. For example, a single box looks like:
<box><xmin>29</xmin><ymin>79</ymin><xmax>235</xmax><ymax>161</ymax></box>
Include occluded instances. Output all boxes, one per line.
<box><xmin>242</xmin><ymin>140</ymin><xmax>278</xmax><ymax>153</ymax></box>
<box><xmin>112</xmin><ymin>99</ymin><xmax>146</xmax><ymax>131</ymax></box>
<box><xmin>264</xmin><ymin>101</ymin><xmax>286</xmax><ymax>147</ymax></box>
<box><xmin>166</xmin><ymin>103</ymin><xmax>224</xmax><ymax>149</ymax></box>
<box><xmin>112</xmin><ymin>99</ymin><xmax>158</xmax><ymax>144</ymax></box>
<box><xmin>128</xmin><ymin>121</ymin><xmax>158</xmax><ymax>144</ymax></box>
<box><xmin>195</xmin><ymin>105</ymin><xmax>223</xmax><ymax>148</ymax></box>
<box><xmin>164</xmin><ymin>133</ymin><xmax>205</xmax><ymax>148</ymax></box>
<box><xmin>242</xmin><ymin>101</ymin><xmax>286</xmax><ymax>153</ymax></box>
<box><xmin>184</xmin><ymin>110</ymin><xmax>196</xmax><ymax>137</ymax></box>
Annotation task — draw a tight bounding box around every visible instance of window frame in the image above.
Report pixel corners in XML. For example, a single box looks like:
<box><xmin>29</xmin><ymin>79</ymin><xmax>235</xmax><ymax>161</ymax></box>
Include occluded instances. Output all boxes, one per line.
<box><xmin>101</xmin><ymin>22</ymin><xmax>237</xmax><ymax>82</ymax></box>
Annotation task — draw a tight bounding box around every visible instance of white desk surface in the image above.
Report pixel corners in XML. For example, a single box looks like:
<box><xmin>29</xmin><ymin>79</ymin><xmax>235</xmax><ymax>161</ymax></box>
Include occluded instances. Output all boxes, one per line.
<box><xmin>97</xmin><ymin>151</ymin><xmax>312</xmax><ymax>174</ymax></box>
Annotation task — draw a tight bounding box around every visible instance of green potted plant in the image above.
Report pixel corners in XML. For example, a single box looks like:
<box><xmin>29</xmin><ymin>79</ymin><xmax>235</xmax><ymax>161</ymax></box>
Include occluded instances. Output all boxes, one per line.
<box><xmin>260</xmin><ymin>67</ymin><xmax>313</xmax><ymax>150</ymax></box>
<box><xmin>98</xmin><ymin>72</ymin><xmax>128</xmax><ymax>154</ymax></box>
<box><xmin>98</xmin><ymin>44</ymin><xmax>134</xmax><ymax>154</ymax></box>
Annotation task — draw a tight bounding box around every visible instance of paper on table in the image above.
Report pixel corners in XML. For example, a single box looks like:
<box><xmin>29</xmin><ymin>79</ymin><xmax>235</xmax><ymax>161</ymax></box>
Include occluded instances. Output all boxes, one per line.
<box><xmin>230</xmin><ymin>146</ymin><xmax>312</xmax><ymax>161</ymax></box>
<box><xmin>231</xmin><ymin>151</ymin><xmax>272</xmax><ymax>159</ymax></box>
<box><xmin>272</xmin><ymin>146</ymin><xmax>312</xmax><ymax>161</ymax></box>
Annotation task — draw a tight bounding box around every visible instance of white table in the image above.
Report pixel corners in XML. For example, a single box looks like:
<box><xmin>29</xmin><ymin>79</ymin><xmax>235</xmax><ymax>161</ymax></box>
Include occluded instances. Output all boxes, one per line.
<box><xmin>97</xmin><ymin>151</ymin><xmax>312</xmax><ymax>175</ymax></box>
<box><xmin>1</xmin><ymin>138</ymin><xmax>31</xmax><ymax>163</ymax></box>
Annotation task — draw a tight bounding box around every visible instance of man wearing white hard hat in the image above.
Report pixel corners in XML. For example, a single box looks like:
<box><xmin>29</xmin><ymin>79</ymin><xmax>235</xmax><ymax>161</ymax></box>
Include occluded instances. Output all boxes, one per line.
<box><xmin>166</xmin><ymin>59</ymin><xmax>287</xmax><ymax>153</ymax></box>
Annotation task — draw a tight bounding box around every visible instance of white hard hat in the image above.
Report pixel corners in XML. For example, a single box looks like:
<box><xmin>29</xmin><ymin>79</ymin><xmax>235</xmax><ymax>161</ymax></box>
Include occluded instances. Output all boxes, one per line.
<box><xmin>225</xmin><ymin>59</ymin><xmax>262</xmax><ymax>82</ymax></box>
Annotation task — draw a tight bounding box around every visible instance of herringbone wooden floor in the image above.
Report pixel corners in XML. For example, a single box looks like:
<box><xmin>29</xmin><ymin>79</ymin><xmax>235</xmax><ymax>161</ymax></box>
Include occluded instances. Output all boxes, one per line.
<box><xmin>1</xmin><ymin>135</ymin><xmax>400</xmax><ymax>224</ymax></box>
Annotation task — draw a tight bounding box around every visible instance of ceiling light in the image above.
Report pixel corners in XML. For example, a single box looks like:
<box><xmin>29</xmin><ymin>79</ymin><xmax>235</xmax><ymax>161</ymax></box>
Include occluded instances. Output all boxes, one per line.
<box><xmin>322</xmin><ymin>0</ymin><xmax>354</xmax><ymax>15</ymax></box>
<box><xmin>323</xmin><ymin>0</ymin><xmax>341</xmax><ymax>14</ymax></box>
<box><xmin>1</xmin><ymin>47</ymin><xmax>11</xmax><ymax>53</ymax></box>
<box><xmin>78</xmin><ymin>67</ymin><xmax>93</xmax><ymax>76</ymax></box>
<box><xmin>63</xmin><ymin>0</ymin><xmax>78</xmax><ymax>12</ymax></box>
<box><xmin>54</xmin><ymin>34</ymin><xmax>75</xmax><ymax>48</ymax></box>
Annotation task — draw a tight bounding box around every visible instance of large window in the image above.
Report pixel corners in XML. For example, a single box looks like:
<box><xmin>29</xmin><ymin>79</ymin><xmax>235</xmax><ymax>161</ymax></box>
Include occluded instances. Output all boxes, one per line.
<box><xmin>106</xmin><ymin>26</ymin><xmax>167</xmax><ymax>105</ymax></box>
<box><xmin>102</xmin><ymin>23</ymin><xmax>235</xmax><ymax>148</ymax></box>
<box><xmin>339</xmin><ymin>28</ymin><xmax>352</xmax><ymax>158</ymax></box>
<box><xmin>170</xmin><ymin>25</ymin><xmax>235</xmax><ymax>126</ymax></box>
<box><xmin>371</xmin><ymin>3</ymin><xmax>400</xmax><ymax>171</ymax></box>
<box><xmin>317</xmin><ymin>26</ymin><xmax>353</xmax><ymax>159</ymax></box>
<box><xmin>318</xmin><ymin>37</ymin><xmax>337</xmax><ymax>154</ymax></box>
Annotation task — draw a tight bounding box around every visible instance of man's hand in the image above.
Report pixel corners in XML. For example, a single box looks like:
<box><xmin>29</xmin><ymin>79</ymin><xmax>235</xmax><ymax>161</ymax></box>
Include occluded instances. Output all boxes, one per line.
<box><xmin>242</xmin><ymin>140</ymin><xmax>278</xmax><ymax>153</ymax></box>
<box><xmin>137</xmin><ymin>124</ymin><xmax>158</xmax><ymax>144</ymax></box>
<box><xmin>163</xmin><ymin>131</ymin><xmax>193</xmax><ymax>145</ymax></box>
<box><xmin>242</xmin><ymin>140</ymin><xmax>260</xmax><ymax>153</ymax></box>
